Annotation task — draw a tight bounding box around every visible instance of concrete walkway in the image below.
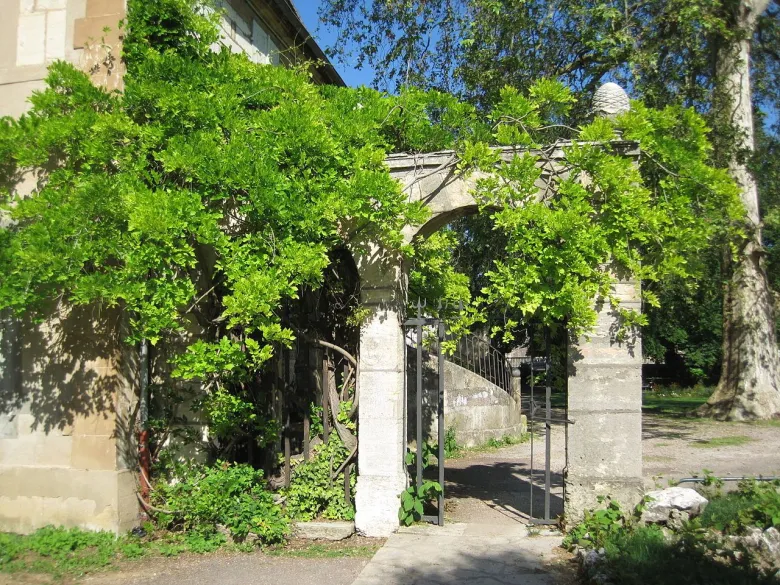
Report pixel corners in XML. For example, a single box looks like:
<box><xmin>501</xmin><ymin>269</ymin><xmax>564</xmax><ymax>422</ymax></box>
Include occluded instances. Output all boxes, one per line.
<box><xmin>351</xmin><ymin>523</ymin><xmax>572</xmax><ymax>585</ymax></box>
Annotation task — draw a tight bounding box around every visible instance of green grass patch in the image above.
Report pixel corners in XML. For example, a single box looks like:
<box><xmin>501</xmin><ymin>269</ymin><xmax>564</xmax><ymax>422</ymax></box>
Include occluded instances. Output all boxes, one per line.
<box><xmin>599</xmin><ymin>524</ymin><xmax>773</xmax><ymax>585</ymax></box>
<box><xmin>0</xmin><ymin>526</ymin><xmax>140</xmax><ymax>579</ymax></box>
<box><xmin>642</xmin><ymin>385</ymin><xmax>713</xmax><ymax>418</ymax></box>
<box><xmin>751</xmin><ymin>418</ymin><xmax>780</xmax><ymax>428</ymax></box>
<box><xmin>266</xmin><ymin>542</ymin><xmax>380</xmax><ymax>558</ymax></box>
<box><xmin>566</xmin><ymin>480</ymin><xmax>780</xmax><ymax>585</ymax></box>
<box><xmin>448</xmin><ymin>432</ymin><xmax>530</xmax><ymax>458</ymax></box>
<box><xmin>692</xmin><ymin>435</ymin><xmax>753</xmax><ymax>448</ymax></box>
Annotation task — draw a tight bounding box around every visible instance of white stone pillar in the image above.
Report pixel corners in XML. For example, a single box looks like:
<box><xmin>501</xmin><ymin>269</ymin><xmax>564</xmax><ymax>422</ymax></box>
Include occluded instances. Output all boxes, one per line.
<box><xmin>565</xmin><ymin>279</ymin><xmax>644</xmax><ymax>522</ymax></box>
<box><xmin>353</xmin><ymin>249</ymin><xmax>407</xmax><ymax>537</ymax></box>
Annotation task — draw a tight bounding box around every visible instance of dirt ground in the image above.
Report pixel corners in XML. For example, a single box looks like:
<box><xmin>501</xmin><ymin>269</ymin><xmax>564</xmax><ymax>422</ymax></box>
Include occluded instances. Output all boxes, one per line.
<box><xmin>444</xmin><ymin>410</ymin><xmax>780</xmax><ymax>524</ymax></box>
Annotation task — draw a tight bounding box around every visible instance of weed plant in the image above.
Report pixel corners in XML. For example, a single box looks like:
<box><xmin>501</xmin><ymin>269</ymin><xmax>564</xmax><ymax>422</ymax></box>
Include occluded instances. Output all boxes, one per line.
<box><xmin>565</xmin><ymin>480</ymin><xmax>780</xmax><ymax>585</ymax></box>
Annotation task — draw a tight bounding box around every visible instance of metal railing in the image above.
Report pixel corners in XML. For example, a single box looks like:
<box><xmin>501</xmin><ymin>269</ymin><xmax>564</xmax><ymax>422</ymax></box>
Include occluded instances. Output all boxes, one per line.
<box><xmin>447</xmin><ymin>333</ymin><xmax>515</xmax><ymax>395</ymax></box>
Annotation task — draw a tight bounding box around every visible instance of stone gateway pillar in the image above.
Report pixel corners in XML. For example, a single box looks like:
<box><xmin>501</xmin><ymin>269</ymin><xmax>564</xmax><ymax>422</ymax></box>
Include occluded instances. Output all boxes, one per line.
<box><xmin>565</xmin><ymin>279</ymin><xmax>644</xmax><ymax>521</ymax></box>
<box><xmin>353</xmin><ymin>247</ymin><xmax>408</xmax><ymax>537</ymax></box>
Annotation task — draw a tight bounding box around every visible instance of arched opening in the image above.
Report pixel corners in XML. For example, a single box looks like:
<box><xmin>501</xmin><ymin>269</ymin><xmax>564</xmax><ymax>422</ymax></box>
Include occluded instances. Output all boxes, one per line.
<box><xmin>352</xmin><ymin>148</ymin><xmax>644</xmax><ymax>537</ymax></box>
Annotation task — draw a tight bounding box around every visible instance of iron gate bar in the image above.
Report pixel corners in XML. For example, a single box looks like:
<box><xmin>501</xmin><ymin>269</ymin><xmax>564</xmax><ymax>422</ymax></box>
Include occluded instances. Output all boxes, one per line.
<box><xmin>437</xmin><ymin>319</ymin><xmax>445</xmax><ymax>526</ymax></box>
<box><xmin>404</xmin><ymin>299</ymin><xmax>445</xmax><ymax>526</ymax></box>
<box><xmin>544</xmin><ymin>330</ymin><xmax>551</xmax><ymax>522</ymax></box>
<box><xmin>416</xmin><ymin>304</ymin><xmax>423</xmax><ymax>503</ymax></box>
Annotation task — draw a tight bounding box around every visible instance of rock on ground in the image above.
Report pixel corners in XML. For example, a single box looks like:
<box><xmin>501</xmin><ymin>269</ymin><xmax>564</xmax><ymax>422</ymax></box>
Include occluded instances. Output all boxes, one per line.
<box><xmin>641</xmin><ymin>487</ymin><xmax>708</xmax><ymax>524</ymax></box>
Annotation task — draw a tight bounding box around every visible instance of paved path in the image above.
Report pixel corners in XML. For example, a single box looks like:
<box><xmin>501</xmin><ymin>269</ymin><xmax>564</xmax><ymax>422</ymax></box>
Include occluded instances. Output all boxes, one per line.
<box><xmin>351</xmin><ymin>523</ymin><xmax>574</xmax><ymax>585</ymax></box>
<box><xmin>77</xmin><ymin>554</ymin><xmax>369</xmax><ymax>585</ymax></box>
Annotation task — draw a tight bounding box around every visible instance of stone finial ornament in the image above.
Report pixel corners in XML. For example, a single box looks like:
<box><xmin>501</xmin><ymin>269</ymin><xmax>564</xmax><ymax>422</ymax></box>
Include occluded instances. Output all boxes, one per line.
<box><xmin>592</xmin><ymin>82</ymin><xmax>630</xmax><ymax>119</ymax></box>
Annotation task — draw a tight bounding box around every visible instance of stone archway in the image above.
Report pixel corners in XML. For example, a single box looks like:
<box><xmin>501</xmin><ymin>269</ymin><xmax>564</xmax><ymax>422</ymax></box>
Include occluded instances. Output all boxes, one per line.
<box><xmin>352</xmin><ymin>142</ymin><xmax>644</xmax><ymax>537</ymax></box>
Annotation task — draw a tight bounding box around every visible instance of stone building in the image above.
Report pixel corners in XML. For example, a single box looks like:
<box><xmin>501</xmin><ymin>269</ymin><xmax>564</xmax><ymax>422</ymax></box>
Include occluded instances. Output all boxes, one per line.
<box><xmin>0</xmin><ymin>0</ymin><xmax>342</xmax><ymax>535</ymax></box>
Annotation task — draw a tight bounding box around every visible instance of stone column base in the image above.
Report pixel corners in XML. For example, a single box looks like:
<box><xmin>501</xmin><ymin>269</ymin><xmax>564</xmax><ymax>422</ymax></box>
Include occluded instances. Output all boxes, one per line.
<box><xmin>564</xmin><ymin>477</ymin><xmax>644</xmax><ymax>525</ymax></box>
<box><xmin>355</xmin><ymin>473</ymin><xmax>407</xmax><ymax>537</ymax></box>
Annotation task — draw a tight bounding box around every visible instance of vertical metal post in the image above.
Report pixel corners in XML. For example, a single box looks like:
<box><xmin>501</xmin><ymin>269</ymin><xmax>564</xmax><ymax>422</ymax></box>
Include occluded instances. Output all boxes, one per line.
<box><xmin>303</xmin><ymin>413</ymin><xmax>310</xmax><ymax>462</ymax></box>
<box><xmin>284</xmin><ymin>412</ymin><xmax>291</xmax><ymax>488</ymax></box>
<box><xmin>344</xmin><ymin>463</ymin><xmax>352</xmax><ymax>504</ymax></box>
<box><xmin>544</xmin><ymin>329</ymin><xmax>552</xmax><ymax>521</ymax></box>
<box><xmin>437</xmin><ymin>319</ymin><xmax>446</xmax><ymax>526</ymax></box>
<box><xmin>529</xmin><ymin>349</ymin><xmax>535</xmax><ymax>521</ymax></box>
<box><xmin>416</xmin><ymin>301</ymin><xmax>423</xmax><ymax>496</ymax></box>
<box><xmin>322</xmin><ymin>351</ymin><xmax>330</xmax><ymax>442</ymax></box>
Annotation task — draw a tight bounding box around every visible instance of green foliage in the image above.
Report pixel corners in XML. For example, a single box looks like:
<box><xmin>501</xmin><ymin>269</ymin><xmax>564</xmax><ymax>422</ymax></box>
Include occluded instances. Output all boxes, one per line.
<box><xmin>283</xmin><ymin>435</ymin><xmax>356</xmax><ymax>522</ymax></box>
<box><xmin>700</xmin><ymin>480</ymin><xmax>780</xmax><ymax>533</ymax></box>
<box><xmin>151</xmin><ymin>461</ymin><xmax>288</xmax><ymax>543</ymax></box>
<box><xmin>563</xmin><ymin>496</ymin><xmax>641</xmax><ymax>550</ymax></box>
<box><xmin>398</xmin><ymin>481</ymin><xmax>443</xmax><ymax>526</ymax></box>
<box><xmin>472</xmin><ymin>89</ymin><xmax>743</xmax><ymax>340</ymax></box>
<box><xmin>0</xmin><ymin>523</ymin><xmax>272</xmax><ymax>578</ymax></box>
<box><xmin>0</xmin><ymin>0</ymin><xmax>748</xmax><ymax>449</ymax></box>
<box><xmin>0</xmin><ymin>526</ymin><xmax>118</xmax><ymax>577</ymax></box>
<box><xmin>399</xmin><ymin>439</ymin><xmax>444</xmax><ymax>525</ymax></box>
<box><xmin>321</xmin><ymin>0</ymin><xmax>780</xmax><ymax>399</ymax></box>
<box><xmin>404</xmin><ymin>442</ymin><xmax>439</xmax><ymax>468</ymax></box>
<box><xmin>565</xmin><ymin>482</ymin><xmax>780</xmax><ymax>585</ymax></box>
<box><xmin>444</xmin><ymin>427</ymin><xmax>460</xmax><ymax>458</ymax></box>
<box><xmin>485</xmin><ymin>434</ymin><xmax>527</xmax><ymax>449</ymax></box>
<box><xmin>0</xmin><ymin>0</ymin><xmax>447</xmax><ymax>449</ymax></box>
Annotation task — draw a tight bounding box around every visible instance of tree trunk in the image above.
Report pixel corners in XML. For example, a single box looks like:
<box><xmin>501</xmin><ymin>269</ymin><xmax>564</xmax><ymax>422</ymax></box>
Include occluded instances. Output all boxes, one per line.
<box><xmin>700</xmin><ymin>0</ymin><xmax>780</xmax><ymax>420</ymax></box>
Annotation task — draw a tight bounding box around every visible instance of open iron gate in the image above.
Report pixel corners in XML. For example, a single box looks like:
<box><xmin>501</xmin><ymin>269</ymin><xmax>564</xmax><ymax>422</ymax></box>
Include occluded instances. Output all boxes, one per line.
<box><xmin>405</xmin><ymin>303</ymin><xmax>569</xmax><ymax>526</ymax></box>
<box><xmin>404</xmin><ymin>300</ymin><xmax>445</xmax><ymax>525</ymax></box>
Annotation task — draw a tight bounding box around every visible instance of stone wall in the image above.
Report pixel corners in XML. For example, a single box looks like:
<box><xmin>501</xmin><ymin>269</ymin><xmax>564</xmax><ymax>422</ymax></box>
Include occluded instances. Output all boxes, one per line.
<box><xmin>0</xmin><ymin>307</ymin><xmax>138</xmax><ymax>534</ymax></box>
<box><xmin>407</xmin><ymin>357</ymin><xmax>526</xmax><ymax>448</ymax></box>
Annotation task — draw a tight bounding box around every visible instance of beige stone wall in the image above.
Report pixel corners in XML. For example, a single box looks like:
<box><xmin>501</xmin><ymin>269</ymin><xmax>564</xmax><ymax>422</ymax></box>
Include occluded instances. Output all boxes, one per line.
<box><xmin>0</xmin><ymin>306</ymin><xmax>138</xmax><ymax>534</ymax></box>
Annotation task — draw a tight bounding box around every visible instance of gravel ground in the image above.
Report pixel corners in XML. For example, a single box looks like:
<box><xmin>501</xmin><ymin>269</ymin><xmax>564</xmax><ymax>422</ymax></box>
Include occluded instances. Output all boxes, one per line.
<box><xmin>642</xmin><ymin>415</ymin><xmax>780</xmax><ymax>488</ymax></box>
<box><xmin>444</xmin><ymin>410</ymin><xmax>780</xmax><ymax>524</ymax></box>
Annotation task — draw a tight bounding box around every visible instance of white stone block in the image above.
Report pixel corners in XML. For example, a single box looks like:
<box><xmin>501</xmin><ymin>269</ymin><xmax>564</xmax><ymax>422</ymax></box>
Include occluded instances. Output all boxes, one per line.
<box><xmin>17</xmin><ymin>12</ymin><xmax>46</xmax><ymax>67</ymax></box>
<box><xmin>20</xmin><ymin>0</ymin><xmax>36</xmax><ymax>15</ymax></box>
<box><xmin>45</xmin><ymin>9</ymin><xmax>66</xmax><ymax>61</ymax></box>
<box><xmin>36</xmin><ymin>0</ymin><xmax>67</xmax><ymax>9</ymax></box>
<box><xmin>355</xmin><ymin>473</ymin><xmax>407</xmax><ymax>537</ymax></box>
<box><xmin>252</xmin><ymin>20</ymin><xmax>269</xmax><ymax>54</ymax></box>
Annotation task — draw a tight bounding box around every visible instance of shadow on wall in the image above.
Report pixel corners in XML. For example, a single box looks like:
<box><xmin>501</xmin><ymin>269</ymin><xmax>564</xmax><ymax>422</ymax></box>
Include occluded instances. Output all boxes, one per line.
<box><xmin>0</xmin><ymin>305</ymin><xmax>133</xmax><ymax>440</ymax></box>
<box><xmin>406</xmin><ymin>347</ymin><xmax>525</xmax><ymax>448</ymax></box>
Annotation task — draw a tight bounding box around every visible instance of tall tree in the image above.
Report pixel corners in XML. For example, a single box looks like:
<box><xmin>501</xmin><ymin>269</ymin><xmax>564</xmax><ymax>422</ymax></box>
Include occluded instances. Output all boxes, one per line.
<box><xmin>699</xmin><ymin>0</ymin><xmax>780</xmax><ymax>419</ymax></box>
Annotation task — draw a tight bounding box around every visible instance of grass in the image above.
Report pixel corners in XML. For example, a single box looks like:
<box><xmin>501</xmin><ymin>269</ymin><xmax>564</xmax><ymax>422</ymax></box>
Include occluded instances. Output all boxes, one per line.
<box><xmin>0</xmin><ymin>525</ymin><xmax>380</xmax><ymax>580</ymax></box>
<box><xmin>570</xmin><ymin>480</ymin><xmax>780</xmax><ymax>585</ymax></box>
<box><xmin>447</xmin><ymin>432</ymin><xmax>530</xmax><ymax>459</ymax></box>
<box><xmin>642</xmin><ymin>385</ymin><xmax>713</xmax><ymax>418</ymax></box>
<box><xmin>597</xmin><ymin>524</ymin><xmax>774</xmax><ymax>585</ymax></box>
<box><xmin>691</xmin><ymin>435</ymin><xmax>753</xmax><ymax>448</ymax></box>
<box><xmin>266</xmin><ymin>541</ymin><xmax>381</xmax><ymax>558</ymax></box>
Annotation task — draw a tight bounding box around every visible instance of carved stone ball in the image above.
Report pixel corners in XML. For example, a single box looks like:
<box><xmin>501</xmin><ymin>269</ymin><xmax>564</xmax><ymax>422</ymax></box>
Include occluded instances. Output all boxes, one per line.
<box><xmin>592</xmin><ymin>82</ymin><xmax>630</xmax><ymax>118</ymax></box>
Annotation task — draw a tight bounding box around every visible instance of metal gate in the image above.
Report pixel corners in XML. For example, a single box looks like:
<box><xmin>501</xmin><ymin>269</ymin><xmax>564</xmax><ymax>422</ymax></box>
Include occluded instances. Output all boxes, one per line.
<box><xmin>405</xmin><ymin>307</ymin><xmax>570</xmax><ymax>527</ymax></box>
<box><xmin>404</xmin><ymin>299</ymin><xmax>445</xmax><ymax>526</ymax></box>
<box><xmin>510</xmin><ymin>336</ymin><xmax>572</xmax><ymax>525</ymax></box>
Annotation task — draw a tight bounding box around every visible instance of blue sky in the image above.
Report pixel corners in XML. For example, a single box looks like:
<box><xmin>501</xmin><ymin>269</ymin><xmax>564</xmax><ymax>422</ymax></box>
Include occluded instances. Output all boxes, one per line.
<box><xmin>296</xmin><ymin>2</ymin><xmax>375</xmax><ymax>88</ymax></box>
